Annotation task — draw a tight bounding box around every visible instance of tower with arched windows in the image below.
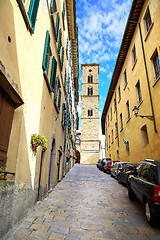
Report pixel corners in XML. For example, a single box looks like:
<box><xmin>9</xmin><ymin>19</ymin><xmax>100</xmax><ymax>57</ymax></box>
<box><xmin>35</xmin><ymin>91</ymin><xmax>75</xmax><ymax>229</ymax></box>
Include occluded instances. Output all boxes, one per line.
<box><xmin>81</xmin><ymin>64</ymin><xmax>100</xmax><ymax>164</ymax></box>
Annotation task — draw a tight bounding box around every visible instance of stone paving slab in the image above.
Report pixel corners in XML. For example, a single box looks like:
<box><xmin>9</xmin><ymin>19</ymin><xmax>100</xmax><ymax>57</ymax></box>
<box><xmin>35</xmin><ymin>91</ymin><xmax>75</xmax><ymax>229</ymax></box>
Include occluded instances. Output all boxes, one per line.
<box><xmin>3</xmin><ymin>165</ymin><xmax>160</xmax><ymax>240</ymax></box>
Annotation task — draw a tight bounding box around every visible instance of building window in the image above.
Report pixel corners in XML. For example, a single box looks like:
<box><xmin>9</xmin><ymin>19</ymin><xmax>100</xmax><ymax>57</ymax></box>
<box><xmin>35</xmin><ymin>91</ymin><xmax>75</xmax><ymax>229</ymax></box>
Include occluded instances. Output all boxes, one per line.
<box><xmin>126</xmin><ymin>144</ymin><xmax>130</xmax><ymax>157</ymax></box>
<box><xmin>151</xmin><ymin>49</ymin><xmax>160</xmax><ymax>81</ymax></box>
<box><xmin>56</xmin><ymin>12</ymin><xmax>60</xmax><ymax>39</ymax></box>
<box><xmin>88</xmin><ymin>109</ymin><xmax>93</xmax><ymax>117</ymax></box>
<box><xmin>115</xmin><ymin>122</ymin><xmax>118</xmax><ymax>138</ymax></box>
<box><xmin>144</xmin><ymin>7</ymin><xmax>152</xmax><ymax>34</ymax></box>
<box><xmin>42</xmin><ymin>30</ymin><xmax>51</xmax><ymax>74</ymax></box>
<box><xmin>141</xmin><ymin>125</ymin><xmax>149</xmax><ymax>147</ymax></box>
<box><xmin>118</xmin><ymin>85</ymin><xmax>121</xmax><ymax>102</ymax></box>
<box><xmin>88</xmin><ymin>76</ymin><xmax>93</xmax><ymax>83</ymax></box>
<box><xmin>88</xmin><ymin>87</ymin><xmax>93</xmax><ymax>96</ymax></box>
<box><xmin>109</xmin><ymin>135</ymin><xmax>110</xmax><ymax>148</ymax></box>
<box><xmin>28</xmin><ymin>0</ymin><xmax>40</xmax><ymax>32</ymax></box>
<box><xmin>132</xmin><ymin>44</ymin><xmax>137</xmax><ymax>67</ymax></box>
<box><xmin>50</xmin><ymin>56</ymin><xmax>57</xmax><ymax>92</ymax></box>
<box><xmin>117</xmin><ymin>150</ymin><xmax>119</xmax><ymax>161</ymax></box>
<box><xmin>111</xmin><ymin>129</ymin><xmax>114</xmax><ymax>143</ymax></box>
<box><xmin>126</xmin><ymin>100</ymin><xmax>130</xmax><ymax>121</ymax></box>
<box><xmin>123</xmin><ymin>69</ymin><xmax>127</xmax><ymax>88</ymax></box>
<box><xmin>135</xmin><ymin>80</ymin><xmax>142</xmax><ymax>105</ymax></box>
<box><xmin>108</xmin><ymin>115</ymin><xmax>109</xmax><ymax>126</ymax></box>
<box><xmin>120</xmin><ymin>113</ymin><xmax>123</xmax><ymax>131</ymax></box>
<box><xmin>50</xmin><ymin>0</ymin><xmax>56</xmax><ymax>14</ymax></box>
<box><xmin>114</xmin><ymin>96</ymin><xmax>116</xmax><ymax>112</ymax></box>
<box><xmin>110</xmin><ymin>107</ymin><xmax>112</xmax><ymax>120</ymax></box>
<box><xmin>54</xmin><ymin>76</ymin><xmax>61</xmax><ymax>113</ymax></box>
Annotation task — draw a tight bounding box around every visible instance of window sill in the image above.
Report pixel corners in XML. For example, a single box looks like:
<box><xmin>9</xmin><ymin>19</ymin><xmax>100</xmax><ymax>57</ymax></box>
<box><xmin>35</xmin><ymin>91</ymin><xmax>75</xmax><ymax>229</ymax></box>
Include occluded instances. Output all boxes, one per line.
<box><xmin>124</xmin><ymin>82</ymin><xmax>128</xmax><ymax>91</ymax></box>
<box><xmin>137</xmin><ymin>100</ymin><xmax>143</xmax><ymax>108</ymax></box>
<box><xmin>144</xmin><ymin>22</ymin><xmax>154</xmax><ymax>42</ymax></box>
<box><xmin>126</xmin><ymin>117</ymin><xmax>131</xmax><ymax>124</ymax></box>
<box><xmin>132</xmin><ymin>58</ymin><xmax>137</xmax><ymax>71</ymax></box>
<box><xmin>118</xmin><ymin>98</ymin><xmax>121</xmax><ymax>104</ymax></box>
<box><xmin>16</xmin><ymin>0</ymin><xmax>33</xmax><ymax>34</ymax></box>
<box><xmin>43</xmin><ymin>70</ymin><xmax>52</xmax><ymax>92</ymax></box>
<box><xmin>120</xmin><ymin>128</ymin><xmax>123</xmax><ymax>132</ymax></box>
<box><xmin>153</xmin><ymin>75</ymin><xmax>160</xmax><ymax>87</ymax></box>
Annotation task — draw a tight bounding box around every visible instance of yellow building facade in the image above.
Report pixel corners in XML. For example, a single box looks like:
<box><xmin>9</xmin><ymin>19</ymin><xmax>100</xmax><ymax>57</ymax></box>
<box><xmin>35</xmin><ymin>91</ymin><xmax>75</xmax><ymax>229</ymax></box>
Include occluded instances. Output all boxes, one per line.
<box><xmin>102</xmin><ymin>0</ymin><xmax>160</xmax><ymax>165</ymax></box>
<box><xmin>0</xmin><ymin>0</ymin><xmax>79</xmax><ymax>237</ymax></box>
<box><xmin>81</xmin><ymin>64</ymin><xmax>100</xmax><ymax>164</ymax></box>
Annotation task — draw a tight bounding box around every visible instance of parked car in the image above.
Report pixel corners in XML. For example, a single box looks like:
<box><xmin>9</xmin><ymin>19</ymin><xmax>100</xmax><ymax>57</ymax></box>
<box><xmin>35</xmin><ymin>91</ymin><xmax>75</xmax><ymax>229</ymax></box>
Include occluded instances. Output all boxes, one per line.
<box><xmin>99</xmin><ymin>158</ymin><xmax>111</xmax><ymax>171</ymax></box>
<box><xmin>103</xmin><ymin>160</ymin><xmax>119</xmax><ymax>174</ymax></box>
<box><xmin>128</xmin><ymin>159</ymin><xmax>160</xmax><ymax>225</ymax></box>
<box><xmin>117</xmin><ymin>163</ymin><xmax>136</xmax><ymax>185</ymax></box>
<box><xmin>97</xmin><ymin>159</ymin><xmax>101</xmax><ymax>169</ymax></box>
<box><xmin>111</xmin><ymin>162</ymin><xmax>130</xmax><ymax>179</ymax></box>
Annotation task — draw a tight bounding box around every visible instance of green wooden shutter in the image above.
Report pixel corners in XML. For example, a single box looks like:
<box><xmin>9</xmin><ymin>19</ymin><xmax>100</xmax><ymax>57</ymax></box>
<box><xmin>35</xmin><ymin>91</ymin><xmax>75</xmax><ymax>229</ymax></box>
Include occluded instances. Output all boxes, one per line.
<box><xmin>64</xmin><ymin>69</ymin><xmax>67</xmax><ymax>86</ymax></box>
<box><xmin>61</xmin><ymin>103</ymin><xmax>65</xmax><ymax>126</ymax></box>
<box><xmin>28</xmin><ymin>0</ymin><xmax>40</xmax><ymax>32</ymax></box>
<box><xmin>54</xmin><ymin>76</ymin><xmax>59</xmax><ymax>103</ymax></box>
<box><xmin>61</xmin><ymin>47</ymin><xmax>64</xmax><ymax>70</ymax></box>
<box><xmin>42</xmin><ymin>31</ymin><xmax>50</xmax><ymax>73</ymax></box>
<box><xmin>50</xmin><ymin>0</ymin><xmax>55</xmax><ymax>13</ymax></box>
<box><xmin>56</xmin><ymin>12</ymin><xmax>60</xmax><ymax>38</ymax></box>
<box><xmin>50</xmin><ymin>56</ymin><xmax>57</xmax><ymax>92</ymax></box>
<box><xmin>63</xmin><ymin>1</ymin><xmax>65</xmax><ymax>17</ymax></box>
<box><xmin>58</xmin><ymin>89</ymin><xmax>61</xmax><ymax>111</ymax></box>
<box><xmin>58</xmin><ymin>29</ymin><xmax>62</xmax><ymax>55</ymax></box>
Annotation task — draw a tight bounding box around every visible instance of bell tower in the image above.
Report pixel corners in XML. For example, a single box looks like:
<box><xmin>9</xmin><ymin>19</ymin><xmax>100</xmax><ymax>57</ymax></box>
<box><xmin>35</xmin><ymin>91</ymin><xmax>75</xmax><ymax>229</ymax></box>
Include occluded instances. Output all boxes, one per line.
<box><xmin>81</xmin><ymin>64</ymin><xmax>100</xmax><ymax>164</ymax></box>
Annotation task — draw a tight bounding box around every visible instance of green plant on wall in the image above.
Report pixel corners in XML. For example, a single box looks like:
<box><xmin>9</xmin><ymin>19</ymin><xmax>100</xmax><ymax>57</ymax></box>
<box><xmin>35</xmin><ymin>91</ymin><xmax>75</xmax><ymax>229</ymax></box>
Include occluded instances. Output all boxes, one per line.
<box><xmin>31</xmin><ymin>134</ymin><xmax>47</xmax><ymax>152</ymax></box>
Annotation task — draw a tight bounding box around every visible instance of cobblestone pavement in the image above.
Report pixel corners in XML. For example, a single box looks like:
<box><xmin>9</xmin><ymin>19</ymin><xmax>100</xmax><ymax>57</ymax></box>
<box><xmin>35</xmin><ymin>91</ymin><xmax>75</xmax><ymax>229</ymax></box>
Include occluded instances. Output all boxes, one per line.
<box><xmin>4</xmin><ymin>165</ymin><xmax>160</xmax><ymax>240</ymax></box>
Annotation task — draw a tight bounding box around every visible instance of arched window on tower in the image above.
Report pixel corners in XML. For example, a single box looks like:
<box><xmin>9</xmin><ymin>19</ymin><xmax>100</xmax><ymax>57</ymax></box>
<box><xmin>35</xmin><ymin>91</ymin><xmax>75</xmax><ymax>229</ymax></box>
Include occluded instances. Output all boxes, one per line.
<box><xmin>88</xmin><ymin>87</ymin><xmax>93</xmax><ymax>96</ymax></box>
<box><xmin>88</xmin><ymin>75</ymin><xmax>93</xmax><ymax>83</ymax></box>
<box><xmin>88</xmin><ymin>109</ymin><xmax>93</xmax><ymax>117</ymax></box>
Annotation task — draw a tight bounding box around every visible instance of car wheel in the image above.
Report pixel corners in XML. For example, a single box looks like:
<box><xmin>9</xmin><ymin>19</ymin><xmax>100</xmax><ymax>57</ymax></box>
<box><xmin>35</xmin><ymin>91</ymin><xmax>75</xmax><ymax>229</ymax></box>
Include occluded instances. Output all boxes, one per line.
<box><xmin>144</xmin><ymin>201</ymin><xmax>156</xmax><ymax>226</ymax></box>
<box><xmin>128</xmin><ymin>186</ymin><xmax>136</xmax><ymax>201</ymax></box>
<box><xmin>111</xmin><ymin>173</ymin><xmax>113</xmax><ymax>177</ymax></box>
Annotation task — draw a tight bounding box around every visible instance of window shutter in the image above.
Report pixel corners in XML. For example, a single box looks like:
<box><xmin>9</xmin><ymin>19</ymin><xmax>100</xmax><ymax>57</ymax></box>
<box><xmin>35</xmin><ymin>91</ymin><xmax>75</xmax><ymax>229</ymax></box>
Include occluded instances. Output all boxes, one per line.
<box><xmin>62</xmin><ymin>103</ymin><xmax>65</xmax><ymax>126</ymax></box>
<box><xmin>50</xmin><ymin>0</ymin><xmax>55</xmax><ymax>13</ymax></box>
<box><xmin>58</xmin><ymin>89</ymin><xmax>61</xmax><ymax>111</ymax></box>
<box><xmin>56</xmin><ymin>12</ymin><xmax>60</xmax><ymax>38</ymax></box>
<box><xmin>28</xmin><ymin>0</ymin><xmax>40</xmax><ymax>32</ymax></box>
<box><xmin>50</xmin><ymin>56</ymin><xmax>57</xmax><ymax>92</ymax></box>
<box><xmin>61</xmin><ymin>47</ymin><xmax>64</xmax><ymax>70</ymax></box>
<box><xmin>54</xmin><ymin>76</ymin><xmax>59</xmax><ymax>103</ymax></box>
<box><xmin>42</xmin><ymin>30</ymin><xmax>50</xmax><ymax>73</ymax></box>
<box><xmin>62</xmin><ymin>1</ymin><xmax>65</xmax><ymax>18</ymax></box>
<box><xmin>58</xmin><ymin>29</ymin><xmax>62</xmax><ymax>55</ymax></box>
<box><xmin>64</xmin><ymin>69</ymin><xmax>67</xmax><ymax>86</ymax></box>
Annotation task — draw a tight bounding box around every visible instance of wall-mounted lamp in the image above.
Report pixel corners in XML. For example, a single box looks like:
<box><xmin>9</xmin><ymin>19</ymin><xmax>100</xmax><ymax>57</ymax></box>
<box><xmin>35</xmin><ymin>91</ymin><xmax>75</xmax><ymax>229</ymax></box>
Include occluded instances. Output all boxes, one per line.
<box><xmin>132</xmin><ymin>106</ymin><xmax>153</xmax><ymax>120</ymax></box>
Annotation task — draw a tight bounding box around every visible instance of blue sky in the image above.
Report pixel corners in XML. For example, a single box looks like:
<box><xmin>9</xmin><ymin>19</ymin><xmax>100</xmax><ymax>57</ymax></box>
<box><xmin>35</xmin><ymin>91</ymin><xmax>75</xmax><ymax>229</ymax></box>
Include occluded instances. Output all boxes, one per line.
<box><xmin>76</xmin><ymin>0</ymin><xmax>133</xmax><ymax>145</ymax></box>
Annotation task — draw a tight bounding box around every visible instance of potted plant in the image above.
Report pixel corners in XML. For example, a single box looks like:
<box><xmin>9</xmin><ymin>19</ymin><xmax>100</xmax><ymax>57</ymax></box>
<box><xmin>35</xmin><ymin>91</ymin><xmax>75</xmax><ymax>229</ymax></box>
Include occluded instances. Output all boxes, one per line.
<box><xmin>0</xmin><ymin>165</ymin><xmax>7</xmax><ymax>180</ymax></box>
<box><xmin>31</xmin><ymin>134</ymin><xmax>47</xmax><ymax>153</ymax></box>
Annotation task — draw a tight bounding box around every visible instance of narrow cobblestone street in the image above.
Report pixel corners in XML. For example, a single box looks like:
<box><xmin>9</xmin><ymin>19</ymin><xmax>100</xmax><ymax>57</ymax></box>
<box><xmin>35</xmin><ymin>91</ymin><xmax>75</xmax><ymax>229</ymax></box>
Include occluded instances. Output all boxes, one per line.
<box><xmin>4</xmin><ymin>165</ymin><xmax>160</xmax><ymax>240</ymax></box>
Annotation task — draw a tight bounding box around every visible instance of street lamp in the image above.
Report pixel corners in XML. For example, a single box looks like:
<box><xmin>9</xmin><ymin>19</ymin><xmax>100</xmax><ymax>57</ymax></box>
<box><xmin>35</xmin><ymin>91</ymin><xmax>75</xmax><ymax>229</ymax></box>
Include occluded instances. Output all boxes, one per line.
<box><xmin>132</xmin><ymin>106</ymin><xmax>153</xmax><ymax>120</ymax></box>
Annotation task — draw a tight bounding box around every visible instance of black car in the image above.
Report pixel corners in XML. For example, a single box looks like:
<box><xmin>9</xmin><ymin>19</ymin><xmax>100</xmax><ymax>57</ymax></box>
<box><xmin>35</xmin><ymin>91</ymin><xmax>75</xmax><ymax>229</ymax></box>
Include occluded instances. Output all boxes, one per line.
<box><xmin>128</xmin><ymin>159</ymin><xmax>160</xmax><ymax>225</ymax></box>
<box><xmin>117</xmin><ymin>163</ymin><xmax>136</xmax><ymax>185</ymax></box>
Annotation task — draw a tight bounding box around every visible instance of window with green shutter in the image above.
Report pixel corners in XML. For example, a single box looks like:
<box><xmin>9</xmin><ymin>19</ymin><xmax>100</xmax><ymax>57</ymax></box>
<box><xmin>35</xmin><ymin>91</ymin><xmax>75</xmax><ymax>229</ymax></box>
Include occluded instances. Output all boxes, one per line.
<box><xmin>54</xmin><ymin>76</ymin><xmax>59</xmax><ymax>103</ymax></box>
<box><xmin>50</xmin><ymin>0</ymin><xmax>56</xmax><ymax>14</ymax></box>
<box><xmin>61</xmin><ymin>103</ymin><xmax>65</xmax><ymax>127</ymax></box>
<box><xmin>56</xmin><ymin>12</ymin><xmax>60</xmax><ymax>38</ymax></box>
<box><xmin>50</xmin><ymin>56</ymin><xmax>57</xmax><ymax>92</ymax></box>
<box><xmin>61</xmin><ymin>47</ymin><xmax>64</xmax><ymax>71</ymax></box>
<box><xmin>58</xmin><ymin>29</ymin><xmax>62</xmax><ymax>55</ymax></box>
<box><xmin>42</xmin><ymin>30</ymin><xmax>50</xmax><ymax>73</ymax></box>
<box><xmin>64</xmin><ymin>69</ymin><xmax>67</xmax><ymax>86</ymax></box>
<box><xmin>28</xmin><ymin>0</ymin><xmax>40</xmax><ymax>32</ymax></box>
<box><xmin>58</xmin><ymin>89</ymin><xmax>61</xmax><ymax>111</ymax></box>
<box><xmin>63</xmin><ymin>1</ymin><xmax>65</xmax><ymax>18</ymax></box>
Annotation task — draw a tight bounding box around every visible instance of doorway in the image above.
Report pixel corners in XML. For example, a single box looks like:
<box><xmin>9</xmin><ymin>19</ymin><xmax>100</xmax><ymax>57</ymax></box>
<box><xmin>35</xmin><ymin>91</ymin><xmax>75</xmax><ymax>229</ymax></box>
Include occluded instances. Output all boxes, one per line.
<box><xmin>48</xmin><ymin>137</ymin><xmax>55</xmax><ymax>190</ymax></box>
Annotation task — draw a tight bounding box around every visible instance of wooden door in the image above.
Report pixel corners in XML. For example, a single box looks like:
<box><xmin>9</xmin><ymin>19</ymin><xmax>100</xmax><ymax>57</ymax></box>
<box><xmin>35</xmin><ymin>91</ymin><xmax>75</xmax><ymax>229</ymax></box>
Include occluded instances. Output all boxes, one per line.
<box><xmin>0</xmin><ymin>88</ymin><xmax>14</xmax><ymax>167</ymax></box>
